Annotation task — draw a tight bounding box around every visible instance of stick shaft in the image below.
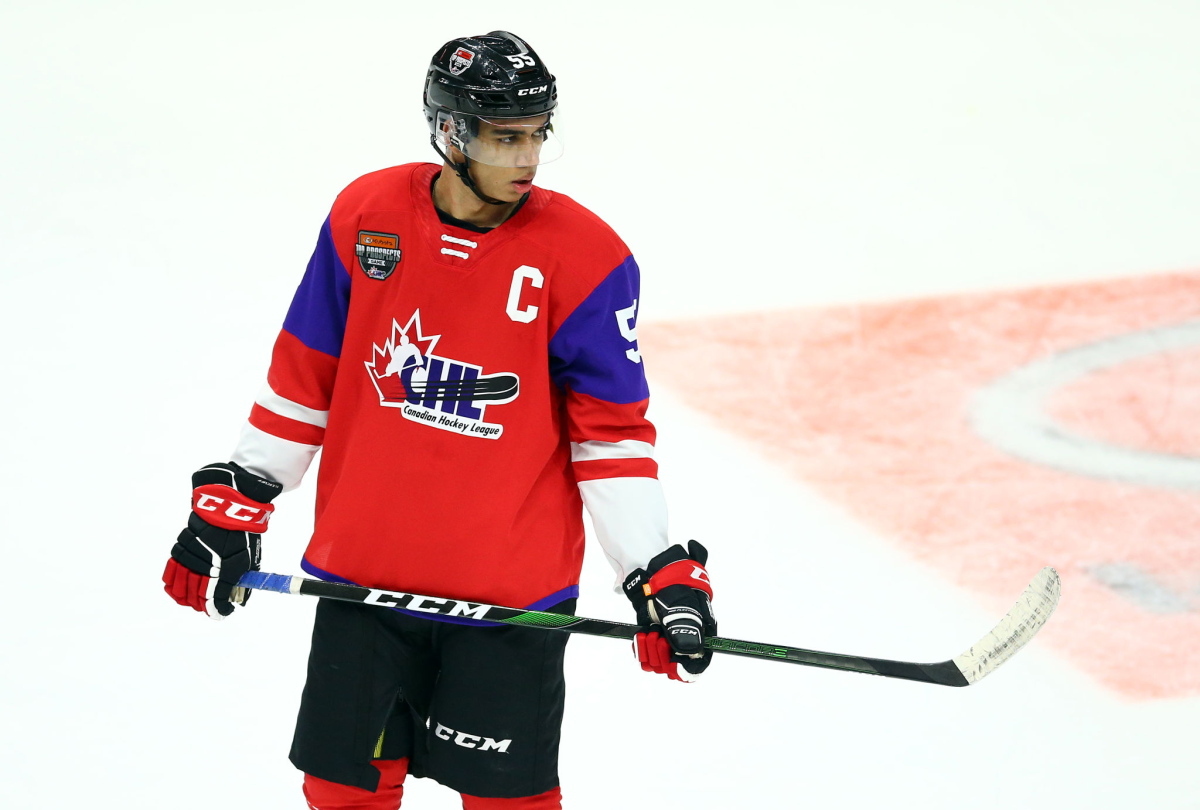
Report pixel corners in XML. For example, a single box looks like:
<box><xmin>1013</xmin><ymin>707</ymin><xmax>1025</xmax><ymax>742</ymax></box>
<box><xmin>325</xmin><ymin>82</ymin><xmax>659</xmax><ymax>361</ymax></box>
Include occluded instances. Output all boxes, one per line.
<box><xmin>237</xmin><ymin>571</ymin><xmax>970</xmax><ymax>686</ymax></box>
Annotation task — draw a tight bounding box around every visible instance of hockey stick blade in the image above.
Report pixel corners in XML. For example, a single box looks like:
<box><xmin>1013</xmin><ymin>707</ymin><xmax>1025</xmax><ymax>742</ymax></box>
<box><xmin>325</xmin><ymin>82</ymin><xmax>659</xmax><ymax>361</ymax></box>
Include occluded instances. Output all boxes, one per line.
<box><xmin>235</xmin><ymin>566</ymin><xmax>1059</xmax><ymax>687</ymax></box>
<box><xmin>951</xmin><ymin>565</ymin><xmax>1060</xmax><ymax>684</ymax></box>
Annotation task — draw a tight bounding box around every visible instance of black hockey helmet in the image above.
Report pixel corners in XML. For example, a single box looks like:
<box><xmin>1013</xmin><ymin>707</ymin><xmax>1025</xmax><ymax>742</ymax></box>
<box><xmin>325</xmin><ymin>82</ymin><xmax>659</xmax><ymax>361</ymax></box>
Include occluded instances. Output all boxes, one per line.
<box><xmin>423</xmin><ymin>31</ymin><xmax>563</xmax><ymax>203</ymax></box>
<box><xmin>425</xmin><ymin>31</ymin><xmax>558</xmax><ymax>122</ymax></box>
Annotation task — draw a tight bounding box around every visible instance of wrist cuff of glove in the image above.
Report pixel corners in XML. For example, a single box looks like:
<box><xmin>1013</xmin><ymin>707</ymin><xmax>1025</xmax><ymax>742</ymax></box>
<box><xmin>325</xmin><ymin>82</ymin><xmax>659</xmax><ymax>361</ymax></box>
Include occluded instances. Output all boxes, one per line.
<box><xmin>646</xmin><ymin>555</ymin><xmax>713</xmax><ymax>600</ymax></box>
<box><xmin>192</xmin><ymin>485</ymin><xmax>275</xmax><ymax>531</ymax></box>
<box><xmin>192</xmin><ymin>462</ymin><xmax>283</xmax><ymax>503</ymax></box>
<box><xmin>622</xmin><ymin>568</ymin><xmax>652</xmax><ymax>626</ymax></box>
<box><xmin>190</xmin><ymin>462</ymin><xmax>282</xmax><ymax>532</ymax></box>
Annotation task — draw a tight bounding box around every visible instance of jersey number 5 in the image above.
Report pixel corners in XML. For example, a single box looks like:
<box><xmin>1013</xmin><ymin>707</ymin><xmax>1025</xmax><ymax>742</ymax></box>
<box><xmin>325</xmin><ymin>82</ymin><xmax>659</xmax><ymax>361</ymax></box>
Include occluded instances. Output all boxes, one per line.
<box><xmin>616</xmin><ymin>299</ymin><xmax>641</xmax><ymax>364</ymax></box>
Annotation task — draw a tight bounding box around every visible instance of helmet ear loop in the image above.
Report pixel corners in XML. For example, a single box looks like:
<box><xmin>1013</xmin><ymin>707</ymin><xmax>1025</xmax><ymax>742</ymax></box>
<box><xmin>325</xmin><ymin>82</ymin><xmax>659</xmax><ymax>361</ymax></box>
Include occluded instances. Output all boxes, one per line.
<box><xmin>428</xmin><ymin>133</ymin><xmax>510</xmax><ymax>207</ymax></box>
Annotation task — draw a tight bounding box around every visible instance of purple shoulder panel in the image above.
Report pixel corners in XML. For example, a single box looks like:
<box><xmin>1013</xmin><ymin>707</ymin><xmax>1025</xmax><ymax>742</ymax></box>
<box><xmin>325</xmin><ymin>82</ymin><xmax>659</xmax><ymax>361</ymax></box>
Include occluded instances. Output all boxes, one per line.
<box><xmin>282</xmin><ymin>215</ymin><xmax>352</xmax><ymax>358</ymax></box>
<box><xmin>548</xmin><ymin>255</ymin><xmax>650</xmax><ymax>405</ymax></box>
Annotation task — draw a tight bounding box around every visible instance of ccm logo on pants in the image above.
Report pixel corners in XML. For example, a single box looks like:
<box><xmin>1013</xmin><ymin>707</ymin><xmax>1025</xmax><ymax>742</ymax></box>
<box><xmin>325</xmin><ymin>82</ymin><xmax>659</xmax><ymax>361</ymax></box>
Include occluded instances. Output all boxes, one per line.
<box><xmin>433</xmin><ymin>722</ymin><xmax>511</xmax><ymax>753</ymax></box>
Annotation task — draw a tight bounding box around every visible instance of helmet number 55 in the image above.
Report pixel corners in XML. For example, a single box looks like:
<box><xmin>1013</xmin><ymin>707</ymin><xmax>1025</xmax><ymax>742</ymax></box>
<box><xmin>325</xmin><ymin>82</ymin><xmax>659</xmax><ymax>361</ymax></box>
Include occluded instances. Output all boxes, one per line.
<box><xmin>506</xmin><ymin>54</ymin><xmax>536</xmax><ymax>68</ymax></box>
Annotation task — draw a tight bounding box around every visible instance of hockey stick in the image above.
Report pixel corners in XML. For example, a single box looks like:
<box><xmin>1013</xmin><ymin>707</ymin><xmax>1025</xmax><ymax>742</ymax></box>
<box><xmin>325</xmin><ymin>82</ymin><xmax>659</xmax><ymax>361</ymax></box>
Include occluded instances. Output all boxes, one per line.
<box><xmin>236</xmin><ymin>566</ymin><xmax>1059</xmax><ymax>687</ymax></box>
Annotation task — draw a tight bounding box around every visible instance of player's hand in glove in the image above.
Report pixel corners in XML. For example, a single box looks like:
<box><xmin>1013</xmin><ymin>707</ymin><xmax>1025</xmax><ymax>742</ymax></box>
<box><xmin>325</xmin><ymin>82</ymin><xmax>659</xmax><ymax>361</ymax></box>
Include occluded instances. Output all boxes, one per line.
<box><xmin>623</xmin><ymin>540</ymin><xmax>716</xmax><ymax>683</ymax></box>
<box><xmin>162</xmin><ymin>462</ymin><xmax>282</xmax><ymax>620</ymax></box>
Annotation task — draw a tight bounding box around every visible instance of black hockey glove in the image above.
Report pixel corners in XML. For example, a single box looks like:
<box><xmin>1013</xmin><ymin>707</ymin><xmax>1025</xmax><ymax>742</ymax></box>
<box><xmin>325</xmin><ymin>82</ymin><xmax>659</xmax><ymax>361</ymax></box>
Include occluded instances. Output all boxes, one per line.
<box><xmin>162</xmin><ymin>462</ymin><xmax>282</xmax><ymax>620</ymax></box>
<box><xmin>623</xmin><ymin>540</ymin><xmax>716</xmax><ymax>683</ymax></box>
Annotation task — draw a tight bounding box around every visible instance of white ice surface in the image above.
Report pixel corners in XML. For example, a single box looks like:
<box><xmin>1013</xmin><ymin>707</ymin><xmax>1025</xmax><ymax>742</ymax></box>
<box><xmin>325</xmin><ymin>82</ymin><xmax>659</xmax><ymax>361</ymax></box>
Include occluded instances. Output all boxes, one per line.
<box><xmin>1</xmin><ymin>2</ymin><xmax>1198</xmax><ymax>807</ymax></box>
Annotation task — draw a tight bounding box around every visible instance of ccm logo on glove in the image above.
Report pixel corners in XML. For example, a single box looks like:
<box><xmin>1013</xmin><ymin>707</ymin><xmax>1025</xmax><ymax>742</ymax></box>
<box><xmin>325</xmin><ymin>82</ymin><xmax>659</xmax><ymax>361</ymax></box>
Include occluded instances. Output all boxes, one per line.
<box><xmin>163</xmin><ymin>461</ymin><xmax>282</xmax><ymax>620</ymax></box>
<box><xmin>639</xmin><ymin>557</ymin><xmax>714</xmax><ymax>601</ymax></box>
<box><xmin>192</xmin><ymin>484</ymin><xmax>274</xmax><ymax>530</ymax></box>
<box><xmin>624</xmin><ymin>540</ymin><xmax>717</xmax><ymax>683</ymax></box>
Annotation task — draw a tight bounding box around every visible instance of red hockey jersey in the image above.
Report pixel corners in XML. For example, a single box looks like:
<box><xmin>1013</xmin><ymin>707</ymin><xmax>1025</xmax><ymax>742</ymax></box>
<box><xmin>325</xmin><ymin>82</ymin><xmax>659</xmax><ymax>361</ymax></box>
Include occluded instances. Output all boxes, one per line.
<box><xmin>230</xmin><ymin>163</ymin><xmax>668</xmax><ymax>613</ymax></box>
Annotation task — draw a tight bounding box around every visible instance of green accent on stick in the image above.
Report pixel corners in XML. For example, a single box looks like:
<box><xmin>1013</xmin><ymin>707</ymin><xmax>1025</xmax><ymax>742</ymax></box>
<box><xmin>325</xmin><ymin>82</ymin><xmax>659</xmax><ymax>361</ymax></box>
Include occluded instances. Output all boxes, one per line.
<box><xmin>706</xmin><ymin>638</ymin><xmax>788</xmax><ymax>658</ymax></box>
<box><xmin>503</xmin><ymin>612</ymin><xmax>581</xmax><ymax>628</ymax></box>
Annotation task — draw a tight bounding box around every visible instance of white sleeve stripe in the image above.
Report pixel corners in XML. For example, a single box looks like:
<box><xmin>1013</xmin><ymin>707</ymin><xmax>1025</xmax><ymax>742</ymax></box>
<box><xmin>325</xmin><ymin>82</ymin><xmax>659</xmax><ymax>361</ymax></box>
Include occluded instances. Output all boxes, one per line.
<box><xmin>255</xmin><ymin>382</ymin><xmax>329</xmax><ymax>428</ymax></box>
<box><xmin>231</xmin><ymin>422</ymin><xmax>320</xmax><ymax>493</ymax></box>
<box><xmin>577</xmin><ymin>476</ymin><xmax>669</xmax><ymax>588</ymax></box>
<box><xmin>570</xmin><ymin>439</ymin><xmax>656</xmax><ymax>463</ymax></box>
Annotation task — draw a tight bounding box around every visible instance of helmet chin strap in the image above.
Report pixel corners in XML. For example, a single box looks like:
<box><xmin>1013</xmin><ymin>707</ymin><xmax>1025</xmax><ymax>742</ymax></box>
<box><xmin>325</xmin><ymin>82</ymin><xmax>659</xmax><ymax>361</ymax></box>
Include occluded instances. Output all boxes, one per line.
<box><xmin>430</xmin><ymin>136</ymin><xmax>510</xmax><ymax>206</ymax></box>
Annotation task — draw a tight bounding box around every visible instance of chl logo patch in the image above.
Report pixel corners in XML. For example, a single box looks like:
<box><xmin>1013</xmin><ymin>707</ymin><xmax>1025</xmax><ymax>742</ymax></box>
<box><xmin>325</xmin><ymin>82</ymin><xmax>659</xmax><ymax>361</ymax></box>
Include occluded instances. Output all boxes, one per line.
<box><xmin>364</xmin><ymin>310</ymin><xmax>519</xmax><ymax>440</ymax></box>
<box><xmin>356</xmin><ymin>231</ymin><xmax>402</xmax><ymax>280</ymax></box>
<box><xmin>449</xmin><ymin>47</ymin><xmax>475</xmax><ymax>76</ymax></box>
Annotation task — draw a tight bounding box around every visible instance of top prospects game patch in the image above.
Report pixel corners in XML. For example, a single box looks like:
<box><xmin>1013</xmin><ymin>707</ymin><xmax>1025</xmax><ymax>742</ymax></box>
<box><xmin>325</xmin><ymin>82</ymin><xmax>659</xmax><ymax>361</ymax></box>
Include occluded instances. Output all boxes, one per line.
<box><xmin>356</xmin><ymin>231</ymin><xmax>402</xmax><ymax>280</ymax></box>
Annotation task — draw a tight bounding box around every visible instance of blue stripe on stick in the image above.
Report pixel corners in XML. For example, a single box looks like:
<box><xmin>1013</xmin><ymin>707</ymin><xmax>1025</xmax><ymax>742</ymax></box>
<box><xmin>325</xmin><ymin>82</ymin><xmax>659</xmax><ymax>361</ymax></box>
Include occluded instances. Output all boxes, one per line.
<box><xmin>238</xmin><ymin>571</ymin><xmax>293</xmax><ymax>593</ymax></box>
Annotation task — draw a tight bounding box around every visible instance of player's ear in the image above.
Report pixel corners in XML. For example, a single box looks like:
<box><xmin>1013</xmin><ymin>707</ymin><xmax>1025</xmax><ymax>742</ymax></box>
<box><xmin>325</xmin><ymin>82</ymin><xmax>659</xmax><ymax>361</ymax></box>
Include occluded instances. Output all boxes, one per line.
<box><xmin>439</xmin><ymin>119</ymin><xmax>465</xmax><ymax>164</ymax></box>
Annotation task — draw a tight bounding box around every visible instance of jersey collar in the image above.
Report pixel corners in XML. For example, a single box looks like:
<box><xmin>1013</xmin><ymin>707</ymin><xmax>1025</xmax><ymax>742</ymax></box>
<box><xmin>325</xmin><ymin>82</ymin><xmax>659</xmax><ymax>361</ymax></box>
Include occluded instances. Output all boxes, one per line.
<box><xmin>412</xmin><ymin>163</ymin><xmax>551</xmax><ymax>270</ymax></box>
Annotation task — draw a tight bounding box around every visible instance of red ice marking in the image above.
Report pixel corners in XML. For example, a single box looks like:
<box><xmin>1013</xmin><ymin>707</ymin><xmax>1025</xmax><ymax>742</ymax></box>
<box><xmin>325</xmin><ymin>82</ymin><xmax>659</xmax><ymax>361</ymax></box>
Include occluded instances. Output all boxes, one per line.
<box><xmin>642</xmin><ymin>271</ymin><xmax>1200</xmax><ymax>699</ymax></box>
<box><xmin>1048</xmin><ymin>345</ymin><xmax>1200</xmax><ymax>457</ymax></box>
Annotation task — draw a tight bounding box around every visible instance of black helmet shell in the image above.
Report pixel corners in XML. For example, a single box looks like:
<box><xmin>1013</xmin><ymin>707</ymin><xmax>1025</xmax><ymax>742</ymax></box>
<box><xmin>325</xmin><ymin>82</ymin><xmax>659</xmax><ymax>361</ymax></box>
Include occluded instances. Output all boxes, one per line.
<box><xmin>424</xmin><ymin>30</ymin><xmax>557</xmax><ymax>130</ymax></box>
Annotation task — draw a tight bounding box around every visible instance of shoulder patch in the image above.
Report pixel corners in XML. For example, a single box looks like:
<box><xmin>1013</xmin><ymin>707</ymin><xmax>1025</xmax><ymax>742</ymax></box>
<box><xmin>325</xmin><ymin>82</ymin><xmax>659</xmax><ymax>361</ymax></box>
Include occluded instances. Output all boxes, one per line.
<box><xmin>356</xmin><ymin>231</ymin><xmax>402</xmax><ymax>280</ymax></box>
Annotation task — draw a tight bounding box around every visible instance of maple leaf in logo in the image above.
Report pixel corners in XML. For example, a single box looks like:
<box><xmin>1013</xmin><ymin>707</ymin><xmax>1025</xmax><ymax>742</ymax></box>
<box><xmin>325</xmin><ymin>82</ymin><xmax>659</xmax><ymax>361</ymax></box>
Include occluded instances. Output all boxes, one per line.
<box><xmin>367</xmin><ymin>342</ymin><xmax>393</xmax><ymax>378</ymax></box>
<box><xmin>365</xmin><ymin>311</ymin><xmax>441</xmax><ymax>404</ymax></box>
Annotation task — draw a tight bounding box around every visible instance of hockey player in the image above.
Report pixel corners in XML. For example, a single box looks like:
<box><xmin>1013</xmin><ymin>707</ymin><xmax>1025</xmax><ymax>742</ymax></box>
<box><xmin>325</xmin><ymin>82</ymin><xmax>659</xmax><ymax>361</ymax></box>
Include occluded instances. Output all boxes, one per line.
<box><xmin>162</xmin><ymin>31</ymin><xmax>716</xmax><ymax>810</ymax></box>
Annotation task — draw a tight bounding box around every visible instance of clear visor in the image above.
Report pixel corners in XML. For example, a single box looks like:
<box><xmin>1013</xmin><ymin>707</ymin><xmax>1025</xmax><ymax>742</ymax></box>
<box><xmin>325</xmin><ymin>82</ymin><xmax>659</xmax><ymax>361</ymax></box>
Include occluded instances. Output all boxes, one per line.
<box><xmin>434</xmin><ymin>108</ymin><xmax>564</xmax><ymax>168</ymax></box>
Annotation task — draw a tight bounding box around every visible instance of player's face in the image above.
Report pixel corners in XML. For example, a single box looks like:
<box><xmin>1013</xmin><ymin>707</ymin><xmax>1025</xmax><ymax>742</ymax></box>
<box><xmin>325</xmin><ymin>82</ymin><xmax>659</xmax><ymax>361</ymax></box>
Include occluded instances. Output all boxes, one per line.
<box><xmin>474</xmin><ymin>115</ymin><xmax>550</xmax><ymax>167</ymax></box>
<box><xmin>466</xmin><ymin>115</ymin><xmax>549</xmax><ymax>201</ymax></box>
